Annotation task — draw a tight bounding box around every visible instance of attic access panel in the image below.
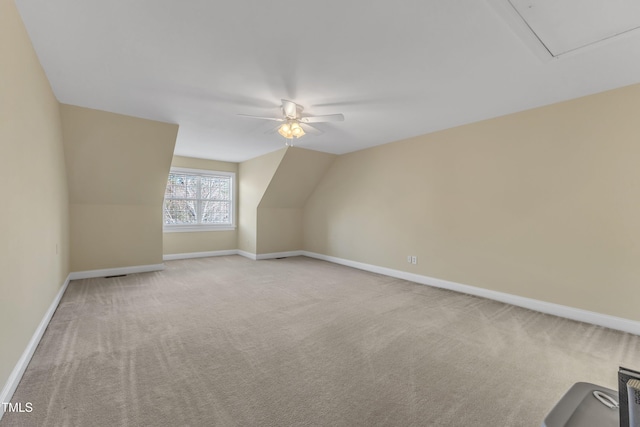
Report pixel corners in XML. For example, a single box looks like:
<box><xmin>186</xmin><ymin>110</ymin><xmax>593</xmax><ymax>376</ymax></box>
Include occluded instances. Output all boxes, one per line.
<box><xmin>507</xmin><ymin>0</ymin><xmax>640</xmax><ymax>57</ymax></box>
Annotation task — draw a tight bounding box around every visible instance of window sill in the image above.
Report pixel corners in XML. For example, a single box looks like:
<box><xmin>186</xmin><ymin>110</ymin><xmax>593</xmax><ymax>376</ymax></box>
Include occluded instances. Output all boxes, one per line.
<box><xmin>163</xmin><ymin>226</ymin><xmax>236</xmax><ymax>233</ymax></box>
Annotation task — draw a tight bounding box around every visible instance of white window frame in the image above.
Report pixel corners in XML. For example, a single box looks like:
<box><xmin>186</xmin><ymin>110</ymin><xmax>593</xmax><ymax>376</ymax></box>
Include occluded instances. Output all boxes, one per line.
<box><xmin>163</xmin><ymin>167</ymin><xmax>236</xmax><ymax>233</ymax></box>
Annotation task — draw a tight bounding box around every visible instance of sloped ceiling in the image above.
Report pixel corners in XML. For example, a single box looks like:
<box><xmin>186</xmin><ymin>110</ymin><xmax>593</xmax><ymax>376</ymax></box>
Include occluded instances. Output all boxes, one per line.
<box><xmin>260</xmin><ymin>148</ymin><xmax>336</xmax><ymax>209</ymax></box>
<box><xmin>15</xmin><ymin>0</ymin><xmax>640</xmax><ymax>161</ymax></box>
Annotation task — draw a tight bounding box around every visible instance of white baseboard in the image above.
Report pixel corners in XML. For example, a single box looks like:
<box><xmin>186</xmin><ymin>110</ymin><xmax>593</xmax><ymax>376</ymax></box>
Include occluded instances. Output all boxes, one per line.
<box><xmin>256</xmin><ymin>250</ymin><xmax>303</xmax><ymax>260</ymax></box>
<box><xmin>301</xmin><ymin>251</ymin><xmax>640</xmax><ymax>336</ymax></box>
<box><xmin>237</xmin><ymin>250</ymin><xmax>257</xmax><ymax>260</ymax></box>
<box><xmin>163</xmin><ymin>250</ymin><xmax>237</xmax><ymax>261</ymax></box>
<box><xmin>237</xmin><ymin>250</ymin><xmax>303</xmax><ymax>260</ymax></box>
<box><xmin>68</xmin><ymin>263</ymin><xmax>165</xmax><ymax>280</ymax></box>
<box><xmin>0</xmin><ymin>275</ymin><xmax>71</xmax><ymax>421</ymax></box>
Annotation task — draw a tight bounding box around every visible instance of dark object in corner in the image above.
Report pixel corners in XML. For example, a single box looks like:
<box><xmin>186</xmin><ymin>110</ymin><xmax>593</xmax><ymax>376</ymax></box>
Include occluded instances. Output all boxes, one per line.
<box><xmin>619</xmin><ymin>366</ymin><xmax>640</xmax><ymax>427</ymax></box>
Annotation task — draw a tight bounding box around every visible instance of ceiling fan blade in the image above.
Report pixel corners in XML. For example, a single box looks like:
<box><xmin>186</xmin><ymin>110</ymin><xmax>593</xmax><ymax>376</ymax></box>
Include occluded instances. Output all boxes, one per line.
<box><xmin>281</xmin><ymin>99</ymin><xmax>299</xmax><ymax>119</ymax></box>
<box><xmin>300</xmin><ymin>123</ymin><xmax>323</xmax><ymax>136</ymax></box>
<box><xmin>237</xmin><ymin>114</ymin><xmax>284</xmax><ymax>122</ymax></box>
<box><xmin>300</xmin><ymin>113</ymin><xmax>345</xmax><ymax>123</ymax></box>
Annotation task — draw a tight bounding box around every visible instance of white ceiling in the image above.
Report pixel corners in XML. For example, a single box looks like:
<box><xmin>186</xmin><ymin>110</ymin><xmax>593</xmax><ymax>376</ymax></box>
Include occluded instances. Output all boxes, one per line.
<box><xmin>15</xmin><ymin>0</ymin><xmax>640</xmax><ymax>162</ymax></box>
<box><xmin>508</xmin><ymin>0</ymin><xmax>640</xmax><ymax>56</ymax></box>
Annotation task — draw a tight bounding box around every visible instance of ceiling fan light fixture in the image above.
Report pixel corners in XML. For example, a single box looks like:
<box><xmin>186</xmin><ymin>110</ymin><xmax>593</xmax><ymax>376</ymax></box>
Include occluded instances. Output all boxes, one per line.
<box><xmin>278</xmin><ymin>122</ymin><xmax>291</xmax><ymax>138</ymax></box>
<box><xmin>278</xmin><ymin>120</ymin><xmax>305</xmax><ymax>139</ymax></box>
<box><xmin>291</xmin><ymin>121</ymin><xmax>305</xmax><ymax>138</ymax></box>
<box><xmin>239</xmin><ymin>99</ymin><xmax>339</xmax><ymax>144</ymax></box>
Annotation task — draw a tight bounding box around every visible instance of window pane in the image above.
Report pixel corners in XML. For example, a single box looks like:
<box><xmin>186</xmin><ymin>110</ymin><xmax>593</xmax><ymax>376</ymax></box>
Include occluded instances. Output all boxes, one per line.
<box><xmin>165</xmin><ymin>174</ymin><xmax>197</xmax><ymax>199</ymax></box>
<box><xmin>164</xmin><ymin>169</ymin><xmax>235</xmax><ymax>229</ymax></box>
<box><xmin>202</xmin><ymin>201</ymin><xmax>231</xmax><ymax>224</ymax></box>
<box><xmin>201</xmin><ymin>176</ymin><xmax>231</xmax><ymax>200</ymax></box>
<box><xmin>163</xmin><ymin>199</ymin><xmax>197</xmax><ymax>224</ymax></box>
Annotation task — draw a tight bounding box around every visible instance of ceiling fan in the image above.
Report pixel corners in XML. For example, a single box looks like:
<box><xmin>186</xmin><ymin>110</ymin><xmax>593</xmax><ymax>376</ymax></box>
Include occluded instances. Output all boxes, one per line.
<box><xmin>238</xmin><ymin>99</ymin><xmax>344</xmax><ymax>142</ymax></box>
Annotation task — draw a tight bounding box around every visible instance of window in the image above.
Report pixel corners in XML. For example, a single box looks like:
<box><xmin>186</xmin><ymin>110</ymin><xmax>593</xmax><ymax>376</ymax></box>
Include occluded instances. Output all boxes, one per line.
<box><xmin>163</xmin><ymin>167</ymin><xmax>235</xmax><ymax>232</ymax></box>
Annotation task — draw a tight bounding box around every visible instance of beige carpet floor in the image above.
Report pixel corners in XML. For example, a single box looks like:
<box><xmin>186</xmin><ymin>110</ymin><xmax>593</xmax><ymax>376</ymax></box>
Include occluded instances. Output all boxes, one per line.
<box><xmin>2</xmin><ymin>255</ymin><xmax>639</xmax><ymax>426</ymax></box>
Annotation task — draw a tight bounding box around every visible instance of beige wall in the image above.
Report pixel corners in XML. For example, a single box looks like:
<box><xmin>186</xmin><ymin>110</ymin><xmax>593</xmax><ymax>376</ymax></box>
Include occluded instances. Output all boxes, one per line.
<box><xmin>304</xmin><ymin>83</ymin><xmax>640</xmax><ymax>322</ymax></box>
<box><xmin>61</xmin><ymin>104</ymin><xmax>178</xmax><ymax>271</ymax></box>
<box><xmin>164</xmin><ymin>230</ymin><xmax>237</xmax><ymax>255</ymax></box>
<box><xmin>259</xmin><ymin>148</ymin><xmax>337</xmax><ymax>209</ymax></box>
<box><xmin>170</xmin><ymin>155</ymin><xmax>237</xmax><ymax>174</ymax></box>
<box><xmin>257</xmin><ymin>208</ymin><xmax>303</xmax><ymax>253</ymax></box>
<box><xmin>163</xmin><ymin>156</ymin><xmax>238</xmax><ymax>255</ymax></box>
<box><xmin>257</xmin><ymin>148</ymin><xmax>336</xmax><ymax>254</ymax></box>
<box><xmin>238</xmin><ymin>148</ymin><xmax>287</xmax><ymax>253</ymax></box>
<box><xmin>0</xmin><ymin>0</ymin><xmax>70</xmax><ymax>393</ymax></box>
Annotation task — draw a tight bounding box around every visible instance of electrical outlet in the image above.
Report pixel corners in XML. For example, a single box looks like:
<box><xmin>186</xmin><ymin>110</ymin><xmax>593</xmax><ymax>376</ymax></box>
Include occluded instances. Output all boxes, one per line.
<box><xmin>407</xmin><ymin>255</ymin><xmax>412</xmax><ymax>263</ymax></box>
<box><xmin>411</xmin><ymin>256</ymin><xmax>417</xmax><ymax>265</ymax></box>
